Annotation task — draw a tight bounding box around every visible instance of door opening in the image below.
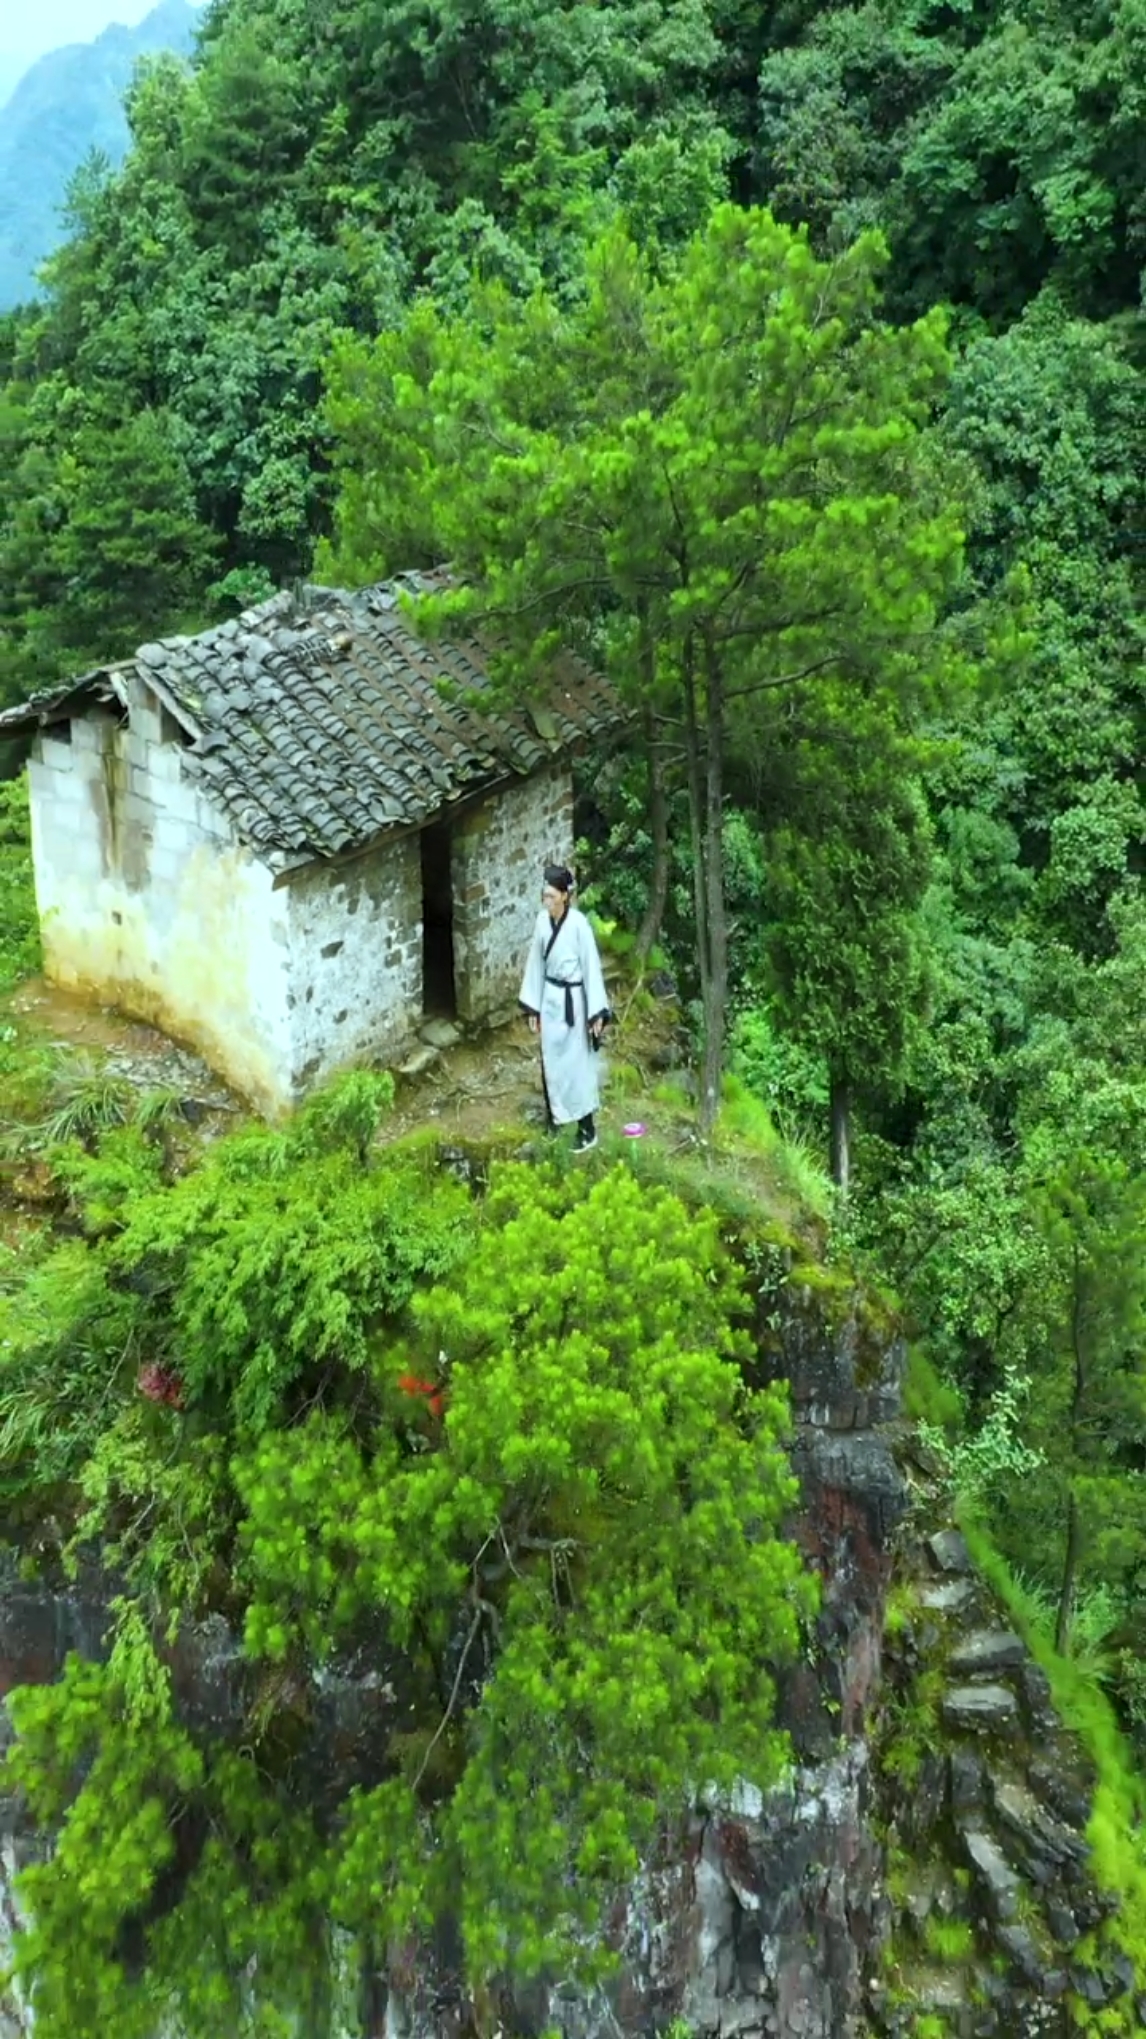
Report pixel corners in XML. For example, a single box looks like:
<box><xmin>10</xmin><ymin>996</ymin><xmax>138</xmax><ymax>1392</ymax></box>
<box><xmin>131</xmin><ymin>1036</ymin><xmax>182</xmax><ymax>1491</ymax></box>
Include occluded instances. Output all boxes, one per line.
<box><xmin>420</xmin><ymin>821</ymin><xmax>456</xmax><ymax>1017</ymax></box>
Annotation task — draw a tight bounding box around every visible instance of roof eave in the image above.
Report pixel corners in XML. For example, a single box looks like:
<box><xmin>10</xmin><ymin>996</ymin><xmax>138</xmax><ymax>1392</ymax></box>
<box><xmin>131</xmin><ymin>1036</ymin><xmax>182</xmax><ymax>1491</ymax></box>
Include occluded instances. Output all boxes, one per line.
<box><xmin>0</xmin><ymin>664</ymin><xmax>137</xmax><ymax>739</ymax></box>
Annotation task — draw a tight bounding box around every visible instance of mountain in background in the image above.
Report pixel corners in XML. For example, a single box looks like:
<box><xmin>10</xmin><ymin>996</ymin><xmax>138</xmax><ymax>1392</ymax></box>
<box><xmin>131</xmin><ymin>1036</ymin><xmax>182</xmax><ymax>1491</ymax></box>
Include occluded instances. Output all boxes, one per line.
<box><xmin>0</xmin><ymin>58</ymin><xmax>26</xmax><ymax>108</ymax></box>
<box><xmin>0</xmin><ymin>1</ymin><xmax>200</xmax><ymax>312</ymax></box>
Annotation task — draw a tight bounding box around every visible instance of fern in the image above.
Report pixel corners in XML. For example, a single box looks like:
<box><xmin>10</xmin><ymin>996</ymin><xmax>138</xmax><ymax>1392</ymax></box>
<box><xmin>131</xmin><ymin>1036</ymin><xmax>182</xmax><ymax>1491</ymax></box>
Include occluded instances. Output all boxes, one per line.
<box><xmin>0</xmin><ymin>1243</ymin><xmax>138</xmax><ymax>1496</ymax></box>
<box><xmin>134</xmin><ymin>1087</ymin><xmax>184</xmax><ymax>1134</ymax></box>
<box><xmin>38</xmin><ymin>1057</ymin><xmax>134</xmax><ymax>1148</ymax></box>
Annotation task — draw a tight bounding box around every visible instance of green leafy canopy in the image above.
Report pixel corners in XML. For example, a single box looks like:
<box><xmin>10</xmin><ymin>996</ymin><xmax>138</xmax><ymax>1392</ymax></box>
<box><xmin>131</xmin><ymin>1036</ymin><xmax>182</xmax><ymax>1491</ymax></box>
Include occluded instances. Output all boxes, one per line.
<box><xmin>3</xmin><ymin>1152</ymin><xmax>814</xmax><ymax>2029</ymax></box>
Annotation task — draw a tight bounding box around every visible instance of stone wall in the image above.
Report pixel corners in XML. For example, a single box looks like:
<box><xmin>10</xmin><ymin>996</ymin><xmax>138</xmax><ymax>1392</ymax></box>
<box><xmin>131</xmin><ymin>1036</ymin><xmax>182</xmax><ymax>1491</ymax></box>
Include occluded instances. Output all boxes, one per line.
<box><xmin>866</xmin><ymin>1512</ymin><xmax>1142</xmax><ymax>2037</ymax></box>
<box><xmin>27</xmin><ymin>681</ymin><xmax>295</xmax><ymax>1113</ymax></box>
<box><xmin>450</xmin><ymin>768</ymin><xmax>574</xmax><ymax>1025</ymax></box>
<box><xmin>283</xmin><ymin>834</ymin><xmax>423</xmax><ymax>1093</ymax></box>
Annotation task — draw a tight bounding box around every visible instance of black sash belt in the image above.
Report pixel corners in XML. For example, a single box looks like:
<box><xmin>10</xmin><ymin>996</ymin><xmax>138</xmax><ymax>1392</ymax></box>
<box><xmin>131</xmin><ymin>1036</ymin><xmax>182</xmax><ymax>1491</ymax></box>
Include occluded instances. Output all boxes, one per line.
<box><xmin>545</xmin><ymin>975</ymin><xmax>583</xmax><ymax>1027</ymax></box>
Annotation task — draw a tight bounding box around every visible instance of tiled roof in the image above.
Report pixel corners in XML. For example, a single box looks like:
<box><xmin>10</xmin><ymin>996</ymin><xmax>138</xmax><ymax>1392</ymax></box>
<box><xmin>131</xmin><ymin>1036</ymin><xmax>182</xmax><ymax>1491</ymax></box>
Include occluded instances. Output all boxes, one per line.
<box><xmin>0</xmin><ymin>571</ymin><xmax>625</xmax><ymax>859</ymax></box>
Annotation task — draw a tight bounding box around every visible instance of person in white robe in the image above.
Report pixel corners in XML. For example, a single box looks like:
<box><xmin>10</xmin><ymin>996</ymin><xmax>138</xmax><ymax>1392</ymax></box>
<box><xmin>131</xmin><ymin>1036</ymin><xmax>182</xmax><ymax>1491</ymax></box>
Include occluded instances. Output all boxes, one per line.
<box><xmin>519</xmin><ymin>864</ymin><xmax>610</xmax><ymax>1151</ymax></box>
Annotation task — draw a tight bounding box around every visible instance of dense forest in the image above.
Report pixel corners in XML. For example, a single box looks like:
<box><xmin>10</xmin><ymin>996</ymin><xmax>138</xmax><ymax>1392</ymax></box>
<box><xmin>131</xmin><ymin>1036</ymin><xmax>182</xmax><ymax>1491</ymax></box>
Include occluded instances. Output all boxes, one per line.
<box><xmin>3</xmin><ymin>0</ymin><xmax>1146</xmax><ymax>2028</ymax></box>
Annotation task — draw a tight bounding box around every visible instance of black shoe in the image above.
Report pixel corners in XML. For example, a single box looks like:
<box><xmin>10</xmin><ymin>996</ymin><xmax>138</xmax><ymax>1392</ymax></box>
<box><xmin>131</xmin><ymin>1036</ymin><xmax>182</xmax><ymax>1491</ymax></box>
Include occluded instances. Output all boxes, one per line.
<box><xmin>574</xmin><ymin>1126</ymin><xmax>598</xmax><ymax>1153</ymax></box>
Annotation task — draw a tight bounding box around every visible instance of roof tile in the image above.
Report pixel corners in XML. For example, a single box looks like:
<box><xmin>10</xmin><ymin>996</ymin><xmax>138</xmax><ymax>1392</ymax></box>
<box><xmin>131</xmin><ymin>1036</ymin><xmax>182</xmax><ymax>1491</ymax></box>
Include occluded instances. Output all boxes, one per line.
<box><xmin>0</xmin><ymin>572</ymin><xmax>626</xmax><ymax>858</ymax></box>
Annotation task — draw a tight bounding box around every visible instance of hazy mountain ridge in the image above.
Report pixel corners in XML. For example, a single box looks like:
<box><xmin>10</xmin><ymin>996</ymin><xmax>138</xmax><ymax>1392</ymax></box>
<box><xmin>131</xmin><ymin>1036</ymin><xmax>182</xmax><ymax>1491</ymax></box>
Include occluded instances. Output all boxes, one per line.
<box><xmin>0</xmin><ymin>1</ymin><xmax>199</xmax><ymax>311</ymax></box>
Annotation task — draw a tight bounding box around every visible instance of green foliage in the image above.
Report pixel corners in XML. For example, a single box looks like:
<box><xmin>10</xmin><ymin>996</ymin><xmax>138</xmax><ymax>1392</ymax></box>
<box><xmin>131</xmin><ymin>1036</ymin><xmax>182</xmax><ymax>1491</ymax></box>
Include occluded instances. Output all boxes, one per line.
<box><xmin>960</xmin><ymin>1518</ymin><xmax>1146</xmax><ymax>2021</ymax></box>
<box><xmin>731</xmin><ymin>1001</ymin><xmax>829</xmax><ymax>1134</ymax></box>
<box><xmin>53</xmin><ymin>412</ymin><xmax>220</xmax><ymax>660</ymax></box>
<box><xmin>3</xmin><ymin>1158</ymin><xmax>813</xmax><ymax>2024</ymax></box>
<box><xmin>921</xmin><ymin>1914</ymin><xmax>975</xmax><ymax>1964</ymax></box>
<box><xmin>877</xmin><ymin>1663</ymin><xmax>946</xmax><ymax>1793</ymax></box>
<box><xmin>902</xmin><ymin>1348</ymin><xmax>964</xmax><ymax>1436</ymax></box>
<box><xmin>755</xmin><ymin>0</ymin><xmax>1146</xmax><ymax>328</ymax></box>
<box><xmin>0</xmin><ymin>1025</ymin><xmax>57</xmax><ymax>1140</ymax></box>
<box><xmin>4</xmin><ymin>0</ymin><xmax>1146</xmax><ymax>2009</ymax></box>
<box><xmin>0</xmin><ymin>1078</ymin><xmax>467</xmax><ymax>1528</ymax></box>
<box><xmin>72</xmin><ymin>1412</ymin><xmax>233</xmax><ymax>1624</ymax></box>
<box><xmin>759</xmin><ymin>725</ymin><xmax>937</xmax><ymax>1105</ymax></box>
<box><xmin>36</xmin><ymin>1057</ymin><xmax>135</xmax><ymax>1148</ymax></box>
<box><xmin>918</xmin><ymin>1364</ymin><xmax>1044</xmax><ymax>1504</ymax></box>
<box><xmin>882</xmin><ymin>1580</ymin><xmax>919</xmax><ymax>1642</ymax></box>
<box><xmin>716</xmin><ymin>1077</ymin><xmax>835</xmax><ymax>1220</ymax></box>
<box><xmin>0</xmin><ymin>398</ymin><xmax>219</xmax><ymax>695</ymax></box>
<box><xmin>942</xmin><ymin>296</ymin><xmax>1146</xmax><ymax>953</ymax></box>
<box><xmin>0</xmin><ymin>1243</ymin><xmax>137</xmax><ymax>1499</ymax></box>
<box><xmin>324</xmin><ymin>203</ymin><xmax>970</xmax><ymax>1128</ymax></box>
<box><xmin>292</xmin><ymin>1066</ymin><xmax>395</xmax><ymax>1164</ymax></box>
<box><xmin>1006</xmin><ymin>1575</ymin><xmax>1120</xmax><ymax>1685</ymax></box>
<box><xmin>0</xmin><ymin>776</ymin><xmax>40</xmax><ymax>992</ymax></box>
<box><xmin>4</xmin><ymin>1649</ymin><xmax>204</xmax><ymax>2036</ymax></box>
<box><xmin>0</xmin><ymin>0</ymin><xmax>748</xmax><ymax>677</ymax></box>
<box><xmin>244</xmin><ymin>1163</ymin><xmax>813</xmax><ymax>1980</ymax></box>
<box><xmin>50</xmin><ymin>1123</ymin><xmax>168</xmax><ymax>1236</ymax></box>
<box><xmin>104</xmin><ymin>1075</ymin><xmax>463</xmax><ymax>1435</ymax></box>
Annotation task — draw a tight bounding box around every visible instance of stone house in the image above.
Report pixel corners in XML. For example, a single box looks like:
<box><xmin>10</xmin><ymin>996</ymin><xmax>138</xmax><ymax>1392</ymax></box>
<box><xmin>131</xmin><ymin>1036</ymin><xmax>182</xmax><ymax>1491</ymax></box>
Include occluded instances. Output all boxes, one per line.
<box><xmin>0</xmin><ymin>573</ymin><xmax>623</xmax><ymax>1113</ymax></box>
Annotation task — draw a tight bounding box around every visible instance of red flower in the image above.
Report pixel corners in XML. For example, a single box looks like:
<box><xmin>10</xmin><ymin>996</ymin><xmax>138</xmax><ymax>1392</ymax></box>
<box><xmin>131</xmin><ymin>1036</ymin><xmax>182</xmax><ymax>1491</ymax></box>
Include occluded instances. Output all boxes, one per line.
<box><xmin>138</xmin><ymin>1363</ymin><xmax>185</xmax><ymax>1410</ymax></box>
<box><xmin>397</xmin><ymin>1373</ymin><xmax>446</xmax><ymax>1419</ymax></box>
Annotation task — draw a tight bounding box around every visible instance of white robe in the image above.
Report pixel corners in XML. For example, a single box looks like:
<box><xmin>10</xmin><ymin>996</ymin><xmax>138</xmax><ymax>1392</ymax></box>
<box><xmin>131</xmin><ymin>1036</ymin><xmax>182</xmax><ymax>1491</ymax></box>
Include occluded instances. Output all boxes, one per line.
<box><xmin>519</xmin><ymin>906</ymin><xmax>609</xmax><ymax>1125</ymax></box>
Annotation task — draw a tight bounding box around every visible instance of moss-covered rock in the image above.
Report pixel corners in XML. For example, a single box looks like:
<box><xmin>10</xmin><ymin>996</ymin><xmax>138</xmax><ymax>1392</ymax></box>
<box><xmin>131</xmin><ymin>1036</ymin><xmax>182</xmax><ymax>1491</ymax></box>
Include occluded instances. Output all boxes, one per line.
<box><xmin>869</xmin><ymin>1494</ymin><xmax>1146</xmax><ymax>2036</ymax></box>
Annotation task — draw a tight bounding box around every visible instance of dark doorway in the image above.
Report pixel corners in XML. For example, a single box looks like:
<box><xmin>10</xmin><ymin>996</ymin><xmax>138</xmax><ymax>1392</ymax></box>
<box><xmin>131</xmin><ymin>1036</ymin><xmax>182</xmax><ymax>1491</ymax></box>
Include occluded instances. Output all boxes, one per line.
<box><xmin>420</xmin><ymin>821</ymin><xmax>456</xmax><ymax>1017</ymax></box>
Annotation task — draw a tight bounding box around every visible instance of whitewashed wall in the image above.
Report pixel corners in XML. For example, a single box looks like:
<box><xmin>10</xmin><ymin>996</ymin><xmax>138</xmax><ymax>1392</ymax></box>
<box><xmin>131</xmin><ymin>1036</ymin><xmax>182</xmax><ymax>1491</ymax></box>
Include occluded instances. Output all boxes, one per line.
<box><xmin>27</xmin><ymin>679</ymin><xmax>295</xmax><ymax>1114</ymax></box>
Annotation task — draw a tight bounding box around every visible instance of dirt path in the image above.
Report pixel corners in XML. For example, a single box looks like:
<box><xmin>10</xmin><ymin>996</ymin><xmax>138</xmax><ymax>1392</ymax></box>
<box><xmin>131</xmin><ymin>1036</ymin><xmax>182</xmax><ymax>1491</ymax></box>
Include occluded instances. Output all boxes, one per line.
<box><xmin>9</xmin><ymin>978</ymin><xmax>239</xmax><ymax>1115</ymax></box>
<box><xmin>6</xmin><ymin>979</ymin><xmax>661</xmax><ymax>1146</ymax></box>
<box><xmin>0</xmin><ymin>976</ymin><xmax>822</xmax><ymax>1245</ymax></box>
<box><xmin>385</xmin><ymin>1028</ymin><xmax>548</xmax><ymax>1143</ymax></box>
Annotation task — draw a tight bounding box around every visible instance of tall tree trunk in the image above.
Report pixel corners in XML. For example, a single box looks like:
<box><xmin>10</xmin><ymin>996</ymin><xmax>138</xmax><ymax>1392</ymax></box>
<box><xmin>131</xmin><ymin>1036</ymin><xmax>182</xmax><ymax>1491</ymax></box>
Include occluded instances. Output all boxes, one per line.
<box><xmin>682</xmin><ymin>635</ymin><xmax>712</xmax><ymax>1033</ymax></box>
<box><xmin>829</xmin><ymin>1074</ymin><xmax>851</xmax><ymax>1193</ymax></box>
<box><xmin>1057</xmin><ymin>1251</ymin><xmax>1088</xmax><ymax>1655</ymax></box>
<box><xmin>699</xmin><ymin>638</ymin><xmax>728</xmax><ymax>1135</ymax></box>
<box><xmin>681</xmin><ymin>636</ymin><xmax>709</xmax><ymax>1133</ymax></box>
<box><xmin>1056</xmin><ymin>1490</ymin><xmax>1082</xmax><ymax>1656</ymax></box>
<box><xmin>635</xmin><ymin>703</ymin><xmax>670</xmax><ymax>968</ymax></box>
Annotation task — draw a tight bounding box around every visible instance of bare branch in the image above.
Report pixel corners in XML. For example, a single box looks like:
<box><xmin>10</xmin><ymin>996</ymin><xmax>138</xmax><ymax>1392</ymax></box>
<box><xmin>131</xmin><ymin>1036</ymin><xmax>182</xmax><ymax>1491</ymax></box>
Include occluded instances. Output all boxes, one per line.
<box><xmin>413</xmin><ymin>1604</ymin><xmax>484</xmax><ymax>1793</ymax></box>
<box><xmin>711</xmin><ymin>602</ymin><xmax>851</xmax><ymax>645</ymax></box>
<box><xmin>725</xmin><ymin>655</ymin><xmax>843</xmax><ymax>699</ymax></box>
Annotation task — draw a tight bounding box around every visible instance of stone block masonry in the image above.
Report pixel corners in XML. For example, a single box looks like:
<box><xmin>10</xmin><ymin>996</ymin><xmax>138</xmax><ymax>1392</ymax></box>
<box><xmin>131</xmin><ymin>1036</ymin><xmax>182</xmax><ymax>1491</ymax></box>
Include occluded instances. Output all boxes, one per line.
<box><xmin>451</xmin><ymin>766</ymin><xmax>575</xmax><ymax>1025</ymax></box>
<box><xmin>280</xmin><ymin>766</ymin><xmax>575</xmax><ymax>1098</ymax></box>
<box><xmin>284</xmin><ymin>833</ymin><xmax>423</xmax><ymax>1096</ymax></box>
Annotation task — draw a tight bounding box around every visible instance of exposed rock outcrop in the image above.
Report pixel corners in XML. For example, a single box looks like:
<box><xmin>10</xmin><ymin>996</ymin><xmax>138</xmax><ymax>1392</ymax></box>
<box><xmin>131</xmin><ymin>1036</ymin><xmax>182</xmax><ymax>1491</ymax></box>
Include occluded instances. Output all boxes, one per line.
<box><xmin>867</xmin><ymin>1503</ymin><xmax>1140</xmax><ymax>2039</ymax></box>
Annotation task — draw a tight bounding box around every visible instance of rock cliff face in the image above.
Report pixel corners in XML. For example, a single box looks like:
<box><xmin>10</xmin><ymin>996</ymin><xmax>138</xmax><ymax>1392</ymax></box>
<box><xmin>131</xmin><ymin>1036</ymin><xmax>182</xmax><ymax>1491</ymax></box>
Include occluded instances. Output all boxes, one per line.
<box><xmin>868</xmin><ymin>1519</ymin><xmax>1142</xmax><ymax>2038</ymax></box>
<box><xmin>0</xmin><ymin>1230</ymin><xmax>1137</xmax><ymax>2037</ymax></box>
<box><xmin>529</xmin><ymin>1274</ymin><xmax>912</xmax><ymax>2039</ymax></box>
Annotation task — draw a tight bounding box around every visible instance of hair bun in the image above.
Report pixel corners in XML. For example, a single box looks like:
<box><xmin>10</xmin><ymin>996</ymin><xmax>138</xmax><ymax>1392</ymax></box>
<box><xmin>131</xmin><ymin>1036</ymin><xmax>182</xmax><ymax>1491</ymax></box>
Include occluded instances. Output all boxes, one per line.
<box><xmin>544</xmin><ymin>864</ymin><xmax>575</xmax><ymax>894</ymax></box>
